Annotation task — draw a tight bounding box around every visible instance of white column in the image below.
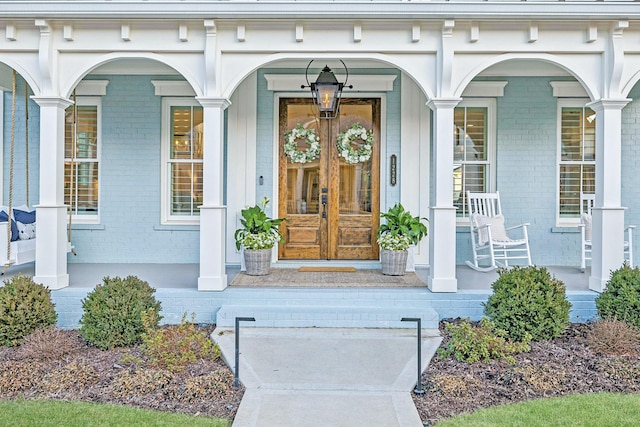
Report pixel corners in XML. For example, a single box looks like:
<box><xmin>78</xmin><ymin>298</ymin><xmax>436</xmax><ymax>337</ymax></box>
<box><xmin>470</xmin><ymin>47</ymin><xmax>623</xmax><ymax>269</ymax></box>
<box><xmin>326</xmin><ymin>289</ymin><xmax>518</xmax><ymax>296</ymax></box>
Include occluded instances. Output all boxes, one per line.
<box><xmin>587</xmin><ymin>99</ymin><xmax>630</xmax><ymax>292</ymax></box>
<box><xmin>196</xmin><ymin>97</ymin><xmax>231</xmax><ymax>291</ymax></box>
<box><xmin>32</xmin><ymin>96</ymin><xmax>72</xmax><ymax>290</ymax></box>
<box><xmin>427</xmin><ymin>98</ymin><xmax>461</xmax><ymax>292</ymax></box>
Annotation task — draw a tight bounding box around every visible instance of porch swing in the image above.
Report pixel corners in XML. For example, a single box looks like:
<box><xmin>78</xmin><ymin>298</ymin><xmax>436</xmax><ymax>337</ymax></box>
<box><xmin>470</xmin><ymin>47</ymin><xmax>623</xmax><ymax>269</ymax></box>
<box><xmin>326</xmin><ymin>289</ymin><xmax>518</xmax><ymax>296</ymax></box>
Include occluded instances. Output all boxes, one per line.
<box><xmin>0</xmin><ymin>71</ymin><xmax>74</xmax><ymax>272</ymax></box>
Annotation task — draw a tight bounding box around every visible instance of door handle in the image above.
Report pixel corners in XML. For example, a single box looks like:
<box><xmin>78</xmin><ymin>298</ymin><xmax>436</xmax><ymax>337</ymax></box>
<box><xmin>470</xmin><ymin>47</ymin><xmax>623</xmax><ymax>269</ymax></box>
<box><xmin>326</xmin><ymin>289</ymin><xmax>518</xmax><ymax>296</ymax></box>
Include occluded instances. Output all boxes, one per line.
<box><xmin>321</xmin><ymin>194</ymin><xmax>327</xmax><ymax>218</ymax></box>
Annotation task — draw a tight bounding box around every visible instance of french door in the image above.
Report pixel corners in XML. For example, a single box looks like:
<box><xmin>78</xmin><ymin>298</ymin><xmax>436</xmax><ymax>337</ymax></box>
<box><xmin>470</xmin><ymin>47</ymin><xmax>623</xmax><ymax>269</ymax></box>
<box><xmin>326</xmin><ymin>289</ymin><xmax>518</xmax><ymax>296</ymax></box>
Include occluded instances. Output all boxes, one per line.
<box><xmin>278</xmin><ymin>98</ymin><xmax>380</xmax><ymax>260</ymax></box>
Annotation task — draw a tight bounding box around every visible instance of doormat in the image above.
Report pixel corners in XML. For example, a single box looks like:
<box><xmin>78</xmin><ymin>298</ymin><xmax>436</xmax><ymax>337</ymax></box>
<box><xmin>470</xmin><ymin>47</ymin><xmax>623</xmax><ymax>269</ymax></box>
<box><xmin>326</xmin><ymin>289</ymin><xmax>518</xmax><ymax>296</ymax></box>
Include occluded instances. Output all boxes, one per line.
<box><xmin>229</xmin><ymin>268</ymin><xmax>426</xmax><ymax>287</ymax></box>
<box><xmin>298</xmin><ymin>266</ymin><xmax>356</xmax><ymax>272</ymax></box>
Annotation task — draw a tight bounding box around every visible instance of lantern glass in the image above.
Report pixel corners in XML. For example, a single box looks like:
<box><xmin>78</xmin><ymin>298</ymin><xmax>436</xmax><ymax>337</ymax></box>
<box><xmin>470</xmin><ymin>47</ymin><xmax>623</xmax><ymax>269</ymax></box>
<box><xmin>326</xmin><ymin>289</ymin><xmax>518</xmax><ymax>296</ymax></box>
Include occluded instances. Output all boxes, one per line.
<box><xmin>315</xmin><ymin>84</ymin><xmax>338</xmax><ymax>112</ymax></box>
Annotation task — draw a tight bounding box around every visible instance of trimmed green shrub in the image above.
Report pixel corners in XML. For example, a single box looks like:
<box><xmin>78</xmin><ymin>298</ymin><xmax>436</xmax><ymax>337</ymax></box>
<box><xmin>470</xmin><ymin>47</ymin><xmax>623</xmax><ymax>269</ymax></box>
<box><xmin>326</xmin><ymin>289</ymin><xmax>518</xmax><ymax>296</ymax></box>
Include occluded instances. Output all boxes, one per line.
<box><xmin>79</xmin><ymin>276</ymin><xmax>162</xmax><ymax>349</ymax></box>
<box><xmin>0</xmin><ymin>275</ymin><xmax>58</xmax><ymax>347</ymax></box>
<box><xmin>438</xmin><ymin>317</ymin><xmax>531</xmax><ymax>364</ymax></box>
<box><xmin>596</xmin><ymin>264</ymin><xmax>640</xmax><ymax>328</ymax></box>
<box><xmin>484</xmin><ymin>266</ymin><xmax>571</xmax><ymax>342</ymax></box>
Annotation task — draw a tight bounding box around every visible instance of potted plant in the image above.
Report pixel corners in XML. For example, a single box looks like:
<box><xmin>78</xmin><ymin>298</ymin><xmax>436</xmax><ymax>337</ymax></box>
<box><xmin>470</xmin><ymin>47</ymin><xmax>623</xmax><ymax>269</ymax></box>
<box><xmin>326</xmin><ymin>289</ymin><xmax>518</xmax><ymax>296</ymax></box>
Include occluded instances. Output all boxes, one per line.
<box><xmin>377</xmin><ymin>203</ymin><xmax>428</xmax><ymax>275</ymax></box>
<box><xmin>234</xmin><ymin>197</ymin><xmax>286</xmax><ymax>276</ymax></box>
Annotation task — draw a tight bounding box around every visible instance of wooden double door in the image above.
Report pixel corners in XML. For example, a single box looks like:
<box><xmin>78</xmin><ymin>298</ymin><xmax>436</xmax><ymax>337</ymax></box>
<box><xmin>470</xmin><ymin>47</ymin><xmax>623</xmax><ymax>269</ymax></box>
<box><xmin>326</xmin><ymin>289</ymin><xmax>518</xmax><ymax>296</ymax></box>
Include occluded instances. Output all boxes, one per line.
<box><xmin>278</xmin><ymin>98</ymin><xmax>380</xmax><ymax>260</ymax></box>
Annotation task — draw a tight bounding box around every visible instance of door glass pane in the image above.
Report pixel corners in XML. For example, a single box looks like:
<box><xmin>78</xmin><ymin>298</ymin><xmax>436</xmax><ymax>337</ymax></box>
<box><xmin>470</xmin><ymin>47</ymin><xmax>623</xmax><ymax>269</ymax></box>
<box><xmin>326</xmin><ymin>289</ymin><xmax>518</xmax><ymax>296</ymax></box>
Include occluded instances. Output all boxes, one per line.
<box><xmin>337</xmin><ymin>103</ymin><xmax>373</xmax><ymax>214</ymax></box>
<box><xmin>284</xmin><ymin>104</ymin><xmax>320</xmax><ymax>215</ymax></box>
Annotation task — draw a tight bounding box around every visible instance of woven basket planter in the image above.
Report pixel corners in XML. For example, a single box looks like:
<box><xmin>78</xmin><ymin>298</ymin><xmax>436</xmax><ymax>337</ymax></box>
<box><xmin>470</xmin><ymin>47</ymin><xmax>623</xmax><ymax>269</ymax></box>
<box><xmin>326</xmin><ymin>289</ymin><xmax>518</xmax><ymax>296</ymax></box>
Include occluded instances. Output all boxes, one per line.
<box><xmin>244</xmin><ymin>248</ymin><xmax>272</xmax><ymax>276</ymax></box>
<box><xmin>380</xmin><ymin>249</ymin><xmax>408</xmax><ymax>276</ymax></box>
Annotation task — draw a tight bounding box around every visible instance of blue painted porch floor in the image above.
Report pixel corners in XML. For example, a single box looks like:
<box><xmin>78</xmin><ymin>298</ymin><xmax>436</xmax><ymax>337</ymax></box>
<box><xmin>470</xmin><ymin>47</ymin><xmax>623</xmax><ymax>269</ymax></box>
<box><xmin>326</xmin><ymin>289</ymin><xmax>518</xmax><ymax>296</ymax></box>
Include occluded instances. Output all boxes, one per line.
<box><xmin>1</xmin><ymin>263</ymin><xmax>598</xmax><ymax>329</ymax></box>
<box><xmin>1</xmin><ymin>262</ymin><xmax>591</xmax><ymax>290</ymax></box>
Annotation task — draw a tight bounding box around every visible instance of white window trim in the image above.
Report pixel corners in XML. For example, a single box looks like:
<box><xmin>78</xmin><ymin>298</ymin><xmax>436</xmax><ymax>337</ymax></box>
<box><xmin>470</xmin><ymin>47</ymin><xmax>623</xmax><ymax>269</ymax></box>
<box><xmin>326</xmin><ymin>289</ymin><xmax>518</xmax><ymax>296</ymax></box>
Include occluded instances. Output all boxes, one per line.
<box><xmin>67</xmin><ymin>96</ymin><xmax>101</xmax><ymax>225</ymax></box>
<box><xmin>160</xmin><ymin>97</ymin><xmax>202</xmax><ymax>225</ymax></box>
<box><xmin>555</xmin><ymin>97</ymin><xmax>593</xmax><ymax>227</ymax></box>
<box><xmin>455</xmin><ymin>98</ymin><xmax>497</xmax><ymax>226</ymax></box>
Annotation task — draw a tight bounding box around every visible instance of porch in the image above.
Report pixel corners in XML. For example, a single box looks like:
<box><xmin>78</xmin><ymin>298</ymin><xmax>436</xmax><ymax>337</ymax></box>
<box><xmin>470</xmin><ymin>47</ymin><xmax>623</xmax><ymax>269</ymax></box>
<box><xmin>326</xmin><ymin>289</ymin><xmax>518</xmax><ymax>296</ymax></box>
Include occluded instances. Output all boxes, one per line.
<box><xmin>2</xmin><ymin>262</ymin><xmax>598</xmax><ymax>330</ymax></box>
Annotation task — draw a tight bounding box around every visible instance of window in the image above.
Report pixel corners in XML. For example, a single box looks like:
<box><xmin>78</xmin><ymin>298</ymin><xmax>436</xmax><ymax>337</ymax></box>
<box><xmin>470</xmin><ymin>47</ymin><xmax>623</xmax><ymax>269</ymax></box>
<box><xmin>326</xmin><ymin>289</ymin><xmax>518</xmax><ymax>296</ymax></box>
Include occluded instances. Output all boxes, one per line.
<box><xmin>453</xmin><ymin>100</ymin><xmax>496</xmax><ymax>219</ymax></box>
<box><xmin>557</xmin><ymin>99</ymin><xmax>595</xmax><ymax>225</ymax></box>
<box><xmin>161</xmin><ymin>98</ymin><xmax>203</xmax><ymax>224</ymax></box>
<box><xmin>65</xmin><ymin>97</ymin><xmax>100</xmax><ymax>223</ymax></box>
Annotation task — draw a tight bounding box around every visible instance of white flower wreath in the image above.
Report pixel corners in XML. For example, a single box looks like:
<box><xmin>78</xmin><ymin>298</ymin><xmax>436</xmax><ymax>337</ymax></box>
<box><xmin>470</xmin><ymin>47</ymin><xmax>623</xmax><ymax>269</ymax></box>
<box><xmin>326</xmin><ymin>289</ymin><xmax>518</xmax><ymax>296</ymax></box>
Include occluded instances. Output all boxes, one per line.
<box><xmin>283</xmin><ymin>124</ymin><xmax>321</xmax><ymax>163</ymax></box>
<box><xmin>336</xmin><ymin>123</ymin><xmax>373</xmax><ymax>164</ymax></box>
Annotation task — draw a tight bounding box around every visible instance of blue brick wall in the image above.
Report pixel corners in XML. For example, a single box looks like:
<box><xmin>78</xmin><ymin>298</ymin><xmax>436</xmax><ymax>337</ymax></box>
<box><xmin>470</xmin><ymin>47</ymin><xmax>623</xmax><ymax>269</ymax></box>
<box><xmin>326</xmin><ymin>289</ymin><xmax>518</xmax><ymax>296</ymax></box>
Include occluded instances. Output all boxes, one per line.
<box><xmin>3</xmin><ymin>75</ymin><xmax>200</xmax><ymax>263</ymax></box>
<box><xmin>4</xmin><ymin>73</ymin><xmax>640</xmax><ymax>268</ymax></box>
<box><xmin>2</xmin><ymin>77</ymin><xmax>39</xmax><ymax>206</ymax></box>
<box><xmin>51</xmin><ymin>285</ymin><xmax>598</xmax><ymax>329</ymax></box>
<box><xmin>457</xmin><ymin>77</ymin><xmax>589</xmax><ymax>267</ymax></box>
<box><xmin>77</xmin><ymin>75</ymin><xmax>199</xmax><ymax>263</ymax></box>
<box><xmin>622</xmin><ymin>84</ymin><xmax>640</xmax><ymax>263</ymax></box>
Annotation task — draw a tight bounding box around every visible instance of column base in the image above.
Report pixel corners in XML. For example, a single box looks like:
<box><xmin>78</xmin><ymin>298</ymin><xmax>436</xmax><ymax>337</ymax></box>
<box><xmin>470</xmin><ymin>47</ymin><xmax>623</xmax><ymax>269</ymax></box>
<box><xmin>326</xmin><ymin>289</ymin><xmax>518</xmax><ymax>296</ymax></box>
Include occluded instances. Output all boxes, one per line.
<box><xmin>589</xmin><ymin>276</ymin><xmax>607</xmax><ymax>293</ymax></box>
<box><xmin>34</xmin><ymin>274</ymin><xmax>69</xmax><ymax>290</ymax></box>
<box><xmin>428</xmin><ymin>276</ymin><xmax>457</xmax><ymax>293</ymax></box>
<box><xmin>198</xmin><ymin>275</ymin><xmax>228</xmax><ymax>291</ymax></box>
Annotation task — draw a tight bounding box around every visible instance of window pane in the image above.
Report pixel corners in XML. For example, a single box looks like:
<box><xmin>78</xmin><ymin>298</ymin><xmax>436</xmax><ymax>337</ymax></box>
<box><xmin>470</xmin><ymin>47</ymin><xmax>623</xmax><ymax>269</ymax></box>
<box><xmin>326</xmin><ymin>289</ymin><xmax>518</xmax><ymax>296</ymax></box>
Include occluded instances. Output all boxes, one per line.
<box><xmin>559</xmin><ymin>105</ymin><xmax>596</xmax><ymax>219</ymax></box>
<box><xmin>454</xmin><ymin>164</ymin><xmax>487</xmax><ymax>217</ymax></box>
<box><xmin>454</xmin><ymin>106</ymin><xmax>488</xmax><ymax>217</ymax></box>
<box><xmin>65</xmin><ymin>103</ymin><xmax>99</xmax><ymax>218</ymax></box>
<box><xmin>65</xmin><ymin>106</ymin><xmax>97</xmax><ymax>159</ymax></box>
<box><xmin>559</xmin><ymin>165</ymin><xmax>581</xmax><ymax>217</ymax></box>
<box><xmin>65</xmin><ymin>161</ymin><xmax>99</xmax><ymax>215</ymax></box>
<box><xmin>171</xmin><ymin>106</ymin><xmax>203</xmax><ymax>160</ymax></box>
<box><xmin>170</xmin><ymin>163</ymin><xmax>202</xmax><ymax>215</ymax></box>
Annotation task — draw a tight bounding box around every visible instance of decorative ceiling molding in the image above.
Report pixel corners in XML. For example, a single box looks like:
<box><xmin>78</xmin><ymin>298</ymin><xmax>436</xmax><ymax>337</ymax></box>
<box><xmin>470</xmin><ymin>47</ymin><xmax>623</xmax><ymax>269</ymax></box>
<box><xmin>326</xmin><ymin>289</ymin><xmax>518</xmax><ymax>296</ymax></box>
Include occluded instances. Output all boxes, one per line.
<box><xmin>264</xmin><ymin>74</ymin><xmax>396</xmax><ymax>92</ymax></box>
<box><xmin>76</xmin><ymin>80</ymin><xmax>109</xmax><ymax>96</ymax></box>
<box><xmin>151</xmin><ymin>80</ymin><xmax>195</xmax><ymax>96</ymax></box>
<box><xmin>550</xmin><ymin>81</ymin><xmax>588</xmax><ymax>98</ymax></box>
<box><xmin>462</xmin><ymin>81</ymin><xmax>508</xmax><ymax>97</ymax></box>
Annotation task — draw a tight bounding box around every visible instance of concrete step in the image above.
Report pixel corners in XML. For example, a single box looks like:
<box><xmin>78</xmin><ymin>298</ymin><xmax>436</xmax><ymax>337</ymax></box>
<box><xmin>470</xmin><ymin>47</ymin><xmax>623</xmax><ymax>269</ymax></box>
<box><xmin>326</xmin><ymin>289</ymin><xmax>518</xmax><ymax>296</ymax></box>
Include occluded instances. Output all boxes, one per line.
<box><xmin>215</xmin><ymin>305</ymin><xmax>439</xmax><ymax>329</ymax></box>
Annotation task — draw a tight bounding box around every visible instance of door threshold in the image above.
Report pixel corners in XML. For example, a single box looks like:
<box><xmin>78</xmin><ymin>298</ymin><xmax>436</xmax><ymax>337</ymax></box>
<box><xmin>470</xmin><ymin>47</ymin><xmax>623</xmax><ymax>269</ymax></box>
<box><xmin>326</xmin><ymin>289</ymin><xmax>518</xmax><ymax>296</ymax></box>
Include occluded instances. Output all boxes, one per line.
<box><xmin>273</xmin><ymin>260</ymin><xmax>382</xmax><ymax>270</ymax></box>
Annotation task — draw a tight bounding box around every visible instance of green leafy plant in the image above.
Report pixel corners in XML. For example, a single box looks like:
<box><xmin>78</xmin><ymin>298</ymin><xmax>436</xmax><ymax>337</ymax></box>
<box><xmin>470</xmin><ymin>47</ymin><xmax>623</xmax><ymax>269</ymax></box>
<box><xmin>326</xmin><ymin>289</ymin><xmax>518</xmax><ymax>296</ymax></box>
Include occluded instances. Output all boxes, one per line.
<box><xmin>140</xmin><ymin>310</ymin><xmax>220</xmax><ymax>372</ymax></box>
<box><xmin>0</xmin><ymin>275</ymin><xmax>57</xmax><ymax>347</ymax></box>
<box><xmin>234</xmin><ymin>196</ymin><xmax>286</xmax><ymax>250</ymax></box>
<box><xmin>596</xmin><ymin>264</ymin><xmax>640</xmax><ymax>329</ymax></box>
<box><xmin>484</xmin><ymin>266</ymin><xmax>571</xmax><ymax>342</ymax></box>
<box><xmin>377</xmin><ymin>203</ymin><xmax>428</xmax><ymax>247</ymax></box>
<box><xmin>79</xmin><ymin>276</ymin><xmax>162</xmax><ymax>350</ymax></box>
<box><xmin>438</xmin><ymin>317</ymin><xmax>531</xmax><ymax>364</ymax></box>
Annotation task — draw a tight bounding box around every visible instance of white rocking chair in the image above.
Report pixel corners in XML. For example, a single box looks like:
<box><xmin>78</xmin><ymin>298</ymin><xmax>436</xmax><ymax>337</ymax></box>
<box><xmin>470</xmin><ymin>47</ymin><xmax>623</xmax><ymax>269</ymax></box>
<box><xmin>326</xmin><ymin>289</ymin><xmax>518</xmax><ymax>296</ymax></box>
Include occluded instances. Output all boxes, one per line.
<box><xmin>466</xmin><ymin>191</ymin><xmax>532</xmax><ymax>272</ymax></box>
<box><xmin>579</xmin><ymin>193</ymin><xmax>634</xmax><ymax>272</ymax></box>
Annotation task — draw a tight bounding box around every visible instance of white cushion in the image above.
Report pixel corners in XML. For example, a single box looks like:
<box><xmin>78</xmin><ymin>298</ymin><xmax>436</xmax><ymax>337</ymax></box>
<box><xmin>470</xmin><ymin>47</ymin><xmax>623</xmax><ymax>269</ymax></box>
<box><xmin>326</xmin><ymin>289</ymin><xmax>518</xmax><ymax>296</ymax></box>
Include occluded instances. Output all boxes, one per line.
<box><xmin>474</xmin><ymin>214</ymin><xmax>510</xmax><ymax>245</ymax></box>
<box><xmin>17</xmin><ymin>222</ymin><xmax>35</xmax><ymax>240</ymax></box>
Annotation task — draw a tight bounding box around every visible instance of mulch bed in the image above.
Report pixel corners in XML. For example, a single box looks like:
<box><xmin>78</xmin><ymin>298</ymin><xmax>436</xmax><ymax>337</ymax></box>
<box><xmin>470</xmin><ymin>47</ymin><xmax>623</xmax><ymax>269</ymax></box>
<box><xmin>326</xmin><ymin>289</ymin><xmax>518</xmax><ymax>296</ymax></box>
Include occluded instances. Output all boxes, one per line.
<box><xmin>1</xmin><ymin>322</ymin><xmax>639</xmax><ymax>425</ymax></box>
<box><xmin>414</xmin><ymin>321</ymin><xmax>640</xmax><ymax>425</ymax></box>
<box><xmin>0</xmin><ymin>325</ymin><xmax>243</xmax><ymax>422</ymax></box>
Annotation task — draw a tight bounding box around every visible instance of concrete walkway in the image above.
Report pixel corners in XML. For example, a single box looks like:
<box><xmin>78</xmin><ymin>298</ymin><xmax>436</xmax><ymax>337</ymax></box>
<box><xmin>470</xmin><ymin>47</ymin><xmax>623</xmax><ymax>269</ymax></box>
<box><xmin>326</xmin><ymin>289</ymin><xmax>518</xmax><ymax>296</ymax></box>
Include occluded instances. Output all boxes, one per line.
<box><xmin>213</xmin><ymin>328</ymin><xmax>442</xmax><ymax>427</ymax></box>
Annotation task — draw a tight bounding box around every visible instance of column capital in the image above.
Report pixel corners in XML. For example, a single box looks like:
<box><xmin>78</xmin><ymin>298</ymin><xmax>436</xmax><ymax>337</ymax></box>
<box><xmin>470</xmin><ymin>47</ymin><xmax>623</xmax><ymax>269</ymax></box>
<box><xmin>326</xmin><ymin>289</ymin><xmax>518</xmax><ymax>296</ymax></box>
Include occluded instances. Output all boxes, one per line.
<box><xmin>196</xmin><ymin>96</ymin><xmax>231</xmax><ymax>110</ymax></box>
<box><xmin>31</xmin><ymin>96</ymin><xmax>73</xmax><ymax>109</ymax></box>
<box><xmin>426</xmin><ymin>97</ymin><xmax>462</xmax><ymax>111</ymax></box>
<box><xmin>587</xmin><ymin>98</ymin><xmax>631</xmax><ymax>112</ymax></box>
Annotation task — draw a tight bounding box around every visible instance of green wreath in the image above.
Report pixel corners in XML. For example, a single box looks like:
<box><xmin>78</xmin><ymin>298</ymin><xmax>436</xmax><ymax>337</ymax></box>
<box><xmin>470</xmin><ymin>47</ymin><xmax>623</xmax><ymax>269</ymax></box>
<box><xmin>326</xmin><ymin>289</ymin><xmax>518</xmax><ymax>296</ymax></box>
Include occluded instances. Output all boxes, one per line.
<box><xmin>336</xmin><ymin>123</ymin><xmax>373</xmax><ymax>164</ymax></box>
<box><xmin>283</xmin><ymin>124</ymin><xmax>321</xmax><ymax>163</ymax></box>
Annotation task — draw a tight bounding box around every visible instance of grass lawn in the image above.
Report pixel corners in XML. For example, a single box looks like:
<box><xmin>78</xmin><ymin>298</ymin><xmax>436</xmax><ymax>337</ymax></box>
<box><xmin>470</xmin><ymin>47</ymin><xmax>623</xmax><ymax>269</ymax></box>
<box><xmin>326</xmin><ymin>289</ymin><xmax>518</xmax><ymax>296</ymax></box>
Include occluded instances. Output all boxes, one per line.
<box><xmin>436</xmin><ymin>393</ymin><xmax>640</xmax><ymax>427</ymax></box>
<box><xmin>0</xmin><ymin>400</ymin><xmax>230</xmax><ymax>427</ymax></box>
